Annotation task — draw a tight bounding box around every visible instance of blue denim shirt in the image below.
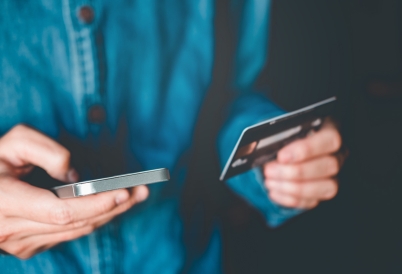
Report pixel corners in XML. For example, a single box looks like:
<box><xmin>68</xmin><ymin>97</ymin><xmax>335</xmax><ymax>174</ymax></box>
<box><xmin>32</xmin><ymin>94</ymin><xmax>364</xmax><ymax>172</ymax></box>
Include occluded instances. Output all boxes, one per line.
<box><xmin>0</xmin><ymin>0</ymin><xmax>300</xmax><ymax>273</ymax></box>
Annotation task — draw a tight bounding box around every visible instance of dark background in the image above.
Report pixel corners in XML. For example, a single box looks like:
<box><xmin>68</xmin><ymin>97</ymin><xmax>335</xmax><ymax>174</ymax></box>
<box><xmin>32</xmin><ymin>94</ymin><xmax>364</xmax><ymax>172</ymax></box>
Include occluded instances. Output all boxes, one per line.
<box><xmin>203</xmin><ymin>0</ymin><xmax>402</xmax><ymax>273</ymax></box>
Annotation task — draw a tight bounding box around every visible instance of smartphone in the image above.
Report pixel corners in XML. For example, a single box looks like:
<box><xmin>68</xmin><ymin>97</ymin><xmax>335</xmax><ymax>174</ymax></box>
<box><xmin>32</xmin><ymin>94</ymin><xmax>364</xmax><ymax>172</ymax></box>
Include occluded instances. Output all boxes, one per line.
<box><xmin>220</xmin><ymin>97</ymin><xmax>336</xmax><ymax>181</ymax></box>
<box><xmin>51</xmin><ymin>168</ymin><xmax>170</xmax><ymax>198</ymax></box>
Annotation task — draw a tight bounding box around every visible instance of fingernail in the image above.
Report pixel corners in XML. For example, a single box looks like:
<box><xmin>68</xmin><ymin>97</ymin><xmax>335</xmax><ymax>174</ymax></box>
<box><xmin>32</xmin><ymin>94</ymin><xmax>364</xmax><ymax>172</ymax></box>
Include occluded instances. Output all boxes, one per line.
<box><xmin>280</xmin><ymin>151</ymin><xmax>293</xmax><ymax>163</ymax></box>
<box><xmin>67</xmin><ymin>168</ymin><xmax>79</xmax><ymax>183</ymax></box>
<box><xmin>135</xmin><ymin>186</ymin><xmax>149</xmax><ymax>203</ymax></box>
<box><xmin>115</xmin><ymin>191</ymin><xmax>129</xmax><ymax>205</ymax></box>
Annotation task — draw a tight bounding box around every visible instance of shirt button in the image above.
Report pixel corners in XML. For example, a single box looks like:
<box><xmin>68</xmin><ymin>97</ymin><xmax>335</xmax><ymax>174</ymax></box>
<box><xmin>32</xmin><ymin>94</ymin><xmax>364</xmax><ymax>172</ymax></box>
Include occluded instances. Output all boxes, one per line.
<box><xmin>78</xmin><ymin>5</ymin><xmax>94</xmax><ymax>24</ymax></box>
<box><xmin>88</xmin><ymin>105</ymin><xmax>106</xmax><ymax>124</ymax></box>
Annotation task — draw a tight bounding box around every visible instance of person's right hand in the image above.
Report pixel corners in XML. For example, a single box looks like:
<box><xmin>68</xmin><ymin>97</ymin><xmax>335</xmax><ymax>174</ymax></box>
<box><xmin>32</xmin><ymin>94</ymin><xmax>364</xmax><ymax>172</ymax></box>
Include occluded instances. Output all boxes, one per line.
<box><xmin>0</xmin><ymin>125</ymin><xmax>149</xmax><ymax>259</ymax></box>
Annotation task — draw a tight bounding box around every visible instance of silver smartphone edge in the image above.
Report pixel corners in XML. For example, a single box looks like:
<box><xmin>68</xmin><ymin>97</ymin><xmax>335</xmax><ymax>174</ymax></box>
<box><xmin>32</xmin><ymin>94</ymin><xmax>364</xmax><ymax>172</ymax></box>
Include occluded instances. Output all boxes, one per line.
<box><xmin>52</xmin><ymin>168</ymin><xmax>170</xmax><ymax>198</ymax></box>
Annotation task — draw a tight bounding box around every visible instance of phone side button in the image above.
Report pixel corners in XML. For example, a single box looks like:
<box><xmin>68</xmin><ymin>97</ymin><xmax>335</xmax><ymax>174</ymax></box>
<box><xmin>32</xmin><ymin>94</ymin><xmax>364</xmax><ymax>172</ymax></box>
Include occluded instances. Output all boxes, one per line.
<box><xmin>75</xmin><ymin>183</ymin><xmax>96</xmax><ymax>196</ymax></box>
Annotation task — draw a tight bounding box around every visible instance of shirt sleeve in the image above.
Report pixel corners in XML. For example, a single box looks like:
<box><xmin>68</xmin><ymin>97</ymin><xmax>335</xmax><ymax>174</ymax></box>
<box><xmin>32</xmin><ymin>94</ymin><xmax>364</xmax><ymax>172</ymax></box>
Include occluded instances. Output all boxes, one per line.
<box><xmin>217</xmin><ymin>0</ymin><xmax>303</xmax><ymax>227</ymax></box>
<box><xmin>218</xmin><ymin>93</ymin><xmax>304</xmax><ymax>227</ymax></box>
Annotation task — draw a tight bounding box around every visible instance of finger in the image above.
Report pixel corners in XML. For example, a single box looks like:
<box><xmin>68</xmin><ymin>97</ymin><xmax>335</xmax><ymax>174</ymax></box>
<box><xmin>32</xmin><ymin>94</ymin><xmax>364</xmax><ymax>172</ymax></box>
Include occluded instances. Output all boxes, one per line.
<box><xmin>0</xmin><ymin>186</ymin><xmax>148</xmax><ymax>242</ymax></box>
<box><xmin>277</xmin><ymin>119</ymin><xmax>342</xmax><ymax>164</ymax></box>
<box><xmin>14</xmin><ymin>212</ymin><xmax>121</xmax><ymax>259</ymax></box>
<box><xmin>0</xmin><ymin>217</ymin><xmax>89</xmax><ymax>243</ymax></box>
<box><xmin>1</xmin><ymin>225</ymin><xmax>95</xmax><ymax>259</ymax></box>
<box><xmin>265</xmin><ymin>179</ymin><xmax>338</xmax><ymax>200</ymax></box>
<box><xmin>0</xmin><ymin>187</ymin><xmax>149</xmax><ymax>259</ymax></box>
<box><xmin>269</xmin><ymin>190</ymin><xmax>318</xmax><ymax>209</ymax></box>
<box><xmin>81</xmin><ymin>185</ymin><xmax>149</xmax><ymax>227</ymax></box>
<box><xmin>0</xmin><ymin>177</ymin><xmax>132</xmax><ymax>224</ymax></box>
<box><xmin>264</xmin><ymin>156</ymin><xmax>339</xmax><ymax>180</ymax></box>
<box><xmin>0</xmin><ymin>125</ymin><xmax>77</xmax><ymax>182</ymax></box>
<box><xmin>0</xmin><ymin>160</ymin><xmax>34</xmax><ymax>178</ymax></box>
<box><xmin>334</xmin><ymin>146</ymin><xmax>349</xmax><ymax>168</ymax></box>
<box><xmin>0</xmin><ymin>160</ymin><xmax>15</xmax><ymax>175</ymax></box>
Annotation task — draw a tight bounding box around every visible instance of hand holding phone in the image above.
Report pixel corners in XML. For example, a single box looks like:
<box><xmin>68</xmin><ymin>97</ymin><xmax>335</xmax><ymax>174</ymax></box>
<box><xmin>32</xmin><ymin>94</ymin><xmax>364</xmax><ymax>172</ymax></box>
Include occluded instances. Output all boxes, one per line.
<box><xmin>0</xmin><ymin>125</ymin><xmax>149</xmax><ymax>259</ymax></box>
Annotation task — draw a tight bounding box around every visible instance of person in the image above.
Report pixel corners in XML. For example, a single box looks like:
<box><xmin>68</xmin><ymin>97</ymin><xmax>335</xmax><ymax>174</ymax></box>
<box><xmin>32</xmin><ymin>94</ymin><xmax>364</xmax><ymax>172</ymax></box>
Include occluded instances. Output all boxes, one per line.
<box><xmin>0</xmin><ymin>0</ymin><xmax>343</xmax><ymax>272</ymax></box>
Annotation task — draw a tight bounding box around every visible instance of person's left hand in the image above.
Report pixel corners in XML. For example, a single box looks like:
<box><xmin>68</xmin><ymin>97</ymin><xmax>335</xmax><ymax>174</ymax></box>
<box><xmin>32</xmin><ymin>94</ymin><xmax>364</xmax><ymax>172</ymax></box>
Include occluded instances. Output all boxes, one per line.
<box><xmin>263</xmin><ymin>118</ymin><xmax>346</xmax><ymax>209</ymax></box>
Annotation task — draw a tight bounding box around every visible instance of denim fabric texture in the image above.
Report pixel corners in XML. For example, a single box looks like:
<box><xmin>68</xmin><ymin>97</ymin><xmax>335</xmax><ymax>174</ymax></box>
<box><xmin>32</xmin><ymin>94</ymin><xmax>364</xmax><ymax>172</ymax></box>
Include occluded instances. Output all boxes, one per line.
<box><xmin>0</xmin><ymin>0</ymin><xmax>298</xmax><ymax>273</ymax></box>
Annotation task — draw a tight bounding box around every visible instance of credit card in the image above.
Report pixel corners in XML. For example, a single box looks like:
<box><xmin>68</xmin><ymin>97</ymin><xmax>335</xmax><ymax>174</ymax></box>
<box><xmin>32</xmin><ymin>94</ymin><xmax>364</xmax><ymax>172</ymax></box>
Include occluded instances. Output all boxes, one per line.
<box><xmin>219</xmin><ymin>97</ymin><xmax>336</xmax><ymax>181</ymax></box>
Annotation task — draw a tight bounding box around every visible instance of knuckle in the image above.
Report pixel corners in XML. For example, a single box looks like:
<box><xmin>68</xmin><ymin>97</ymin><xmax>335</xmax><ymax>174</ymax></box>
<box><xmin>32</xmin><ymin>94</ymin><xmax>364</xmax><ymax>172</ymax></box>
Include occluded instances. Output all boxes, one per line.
<box><xmin>8</xmin><ymin>125</ymin><xmax>33</xmax><ymax>143</ymax></box>
<box><xmin>298</xmin><ymin>142</ymin><xmax>311</xmax><ymax>159</ymax></box>
<box><xmin>61</xmin><ymin>226</ymin><xmax>94</xmax><ymax>242</ymax></box>
<box><xmin>8</xmin><ymin>244</ymin><xmax>25</xmax><ymax>257</ymax></box>
<box><xmin>268</xmin><ymin>191</ymin><xmax>277</xmax><ymax>201</ymax></box>
<box><xmin>114</xmin><ymin>203</ymin><xmax>129</xmax><ymax>215</ymax></box>
<box><xmin>327</xmin><ymin>181</ymin><xmax>339</xmax><ymax>199</ymax></box>
<box><xmin>98</xmin><ymin>200</ymin><xmax>113</xmax><ymax>215</ymax></box>
<box><xmin>50</xmin><ymin>205</ymin><xmax>74</xmax><ymax>225</ymax></box>
<box><xmin>288</xmin><ymin>183</ymin><xmax>302</xmax><ymax>197</ymax></box>
<box><xmin>322</xmin><ymin>180</ymin><xmax>338</xmax><ymax>200</ymax></box>
<box><xmin>0</xmin><ymin>232</ymin><xmax>10</xmax><ymax>244</ymax></box>
<box><xmin>308</xmin><ymin>201</ymin><xmax>319</xmax><ymax>209</ymax></box>
<box><xmin>73</xmin><ymin>226</ymin><xmax>95</xmax><ymax>240</ymax></box>
<box><xmin>327</xmin><ymin>157</ymin><xmax>340</xmax><ymax>175</ymax></box>
<box><xmin>0</xmin><ymin>235</ymin><xmax>7</xmax><ymax>244</ymax></box>
<box><xmin>122</xmin><ymin>197</ymin><xmax>136</xmax><ymax>210</ymax></box>
<box><xmin>0</xmin><ymin>224</ymin><xmax>13</xmax><ymax>243</ymax></box>
<box><xmin>331</xmin><ymin>132</ymin><xmax>342</xmax><ymax>151</ymax></box>
<box><xmin>291</xmin><ymin>166</ymin><xmax>303</xmax><ymax>179</ymax></box>
<box><xmin>71</xmin><ymin>219</ymin><xmax>88</xmax><ymax>229</ymax></box>
<box><xmin>86</xmin><ymin>225</ymin><xmax>96</xmax><ymax>235</ymax></box>
<box><xmin>11</xmin><ymin>124</ymin><xmax>28</xmax><ymax>136</ymax></box>
<box><xmin>5</xmin><ymin>125</ymin><xmax>25</xmax><ymax>142</ymax></box>
<box><xmin>286</xmin><ymin>197</ymin><xmax>300</xmax><ymax>208</ymax></box>
<box><xmin>326</xmin><ymin>191</ymin><xmax>337</xmax><ymax>200</ymax></box>
<box><xmin>52</xmin><ymin>149</ymin><xmax>71</xmax><ymax>170</ymax></box>
<box><xmin>269</xmin><ymin>191</ymin><xmax>282</xmax><ymax>205</ymax></box>
<box><xmin>56</xmin><ymin>233</ymin><xmax>69</xmax><ymax>242</ymax></box>
<box><xmin>18</xmin><ymin>253</ymin><xmax>32</xmax><ymax>260</ymax></box>
<box><xmin>57</xmin><ymin>231</ymin><xmax>76</xmax><ymax>242</ymax></box>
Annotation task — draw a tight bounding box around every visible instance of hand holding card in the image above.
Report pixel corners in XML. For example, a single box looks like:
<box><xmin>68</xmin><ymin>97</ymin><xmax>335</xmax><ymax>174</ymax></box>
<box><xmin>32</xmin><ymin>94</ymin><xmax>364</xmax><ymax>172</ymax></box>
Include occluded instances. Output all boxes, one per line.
<box><xmin>264</xmin><ymin>118</ymin><xmax>343</xmax><ymax>209</ymax></box>
<box><xmin>0</xmin><ymin>125</ymin><xmax>151</xmax><ymax>258</ymax></box>
<box><xmin>220</xmin><ymin>97</ymin><xmax>345</xmax><ymax>209</ymax></box>
<box><xmin>220</xmin><ymin>97</ymin><xmax>337</xmax><ymax>181</ymax></box>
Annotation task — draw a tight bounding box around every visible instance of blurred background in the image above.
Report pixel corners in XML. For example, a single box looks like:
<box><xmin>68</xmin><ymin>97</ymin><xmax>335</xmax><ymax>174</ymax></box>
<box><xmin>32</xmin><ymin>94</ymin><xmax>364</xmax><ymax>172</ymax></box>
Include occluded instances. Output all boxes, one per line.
<box><xmin>186</xmin><ymin>0</ymin><xmax>402</xmax><ymax>273</ymax></box>
<box><xmin>3</xmin><ymin>0</ymin><xmax>402</xmax><ymax>272</ymax></box>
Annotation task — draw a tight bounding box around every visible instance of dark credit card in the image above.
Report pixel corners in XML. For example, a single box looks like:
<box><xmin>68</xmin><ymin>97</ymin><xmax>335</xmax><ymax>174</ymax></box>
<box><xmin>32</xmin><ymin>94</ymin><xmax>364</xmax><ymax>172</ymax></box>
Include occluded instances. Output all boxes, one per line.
<box><xmin>219</xmin><ymin>97</ymin><xmax>336</xmax><ymax>181</ymax></box>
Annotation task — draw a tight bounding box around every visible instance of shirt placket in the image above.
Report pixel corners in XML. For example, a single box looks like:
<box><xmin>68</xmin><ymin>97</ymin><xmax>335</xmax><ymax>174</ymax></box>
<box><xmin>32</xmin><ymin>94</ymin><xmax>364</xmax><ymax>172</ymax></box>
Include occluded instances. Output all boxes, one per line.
<box><xmin>62</xmin><ymin>1</ymin><xmax>117</xmax><ymax>273</ymax></box>
<box><xmin>62</xmin><ymin>0</ymin><xmax>106</xmax><ymax>137</ymax></box>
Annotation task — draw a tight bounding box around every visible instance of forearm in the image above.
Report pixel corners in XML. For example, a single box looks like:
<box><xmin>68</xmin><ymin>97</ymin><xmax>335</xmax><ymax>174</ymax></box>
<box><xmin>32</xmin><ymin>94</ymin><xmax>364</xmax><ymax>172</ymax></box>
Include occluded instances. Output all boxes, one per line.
<box><xmin>218</xmin><ymin>93</ymin><xmax>302</xmax><ymax>227</ymax></box>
